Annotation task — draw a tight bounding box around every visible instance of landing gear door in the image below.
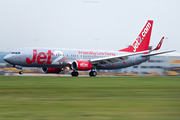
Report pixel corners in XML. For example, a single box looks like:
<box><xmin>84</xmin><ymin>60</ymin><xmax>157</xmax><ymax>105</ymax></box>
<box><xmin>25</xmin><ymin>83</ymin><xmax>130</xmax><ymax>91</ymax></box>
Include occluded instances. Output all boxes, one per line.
<box><xmin>132</xmin><ymin>56</ymin><xmax>136</xmax><ymax>64</ymax></box>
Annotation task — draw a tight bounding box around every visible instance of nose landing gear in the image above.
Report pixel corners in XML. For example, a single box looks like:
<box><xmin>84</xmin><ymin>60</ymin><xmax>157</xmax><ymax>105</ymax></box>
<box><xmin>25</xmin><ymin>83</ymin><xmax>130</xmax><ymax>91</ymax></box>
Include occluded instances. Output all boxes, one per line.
<box><xmin>13</xmin><ymin>65</ymin><xmax>23</xmax><ymax>75</ymax></box>
<box><xmin>19</xmin><ymin>70</ymin><xmax>23</xmax><ymax>75</ymax></box>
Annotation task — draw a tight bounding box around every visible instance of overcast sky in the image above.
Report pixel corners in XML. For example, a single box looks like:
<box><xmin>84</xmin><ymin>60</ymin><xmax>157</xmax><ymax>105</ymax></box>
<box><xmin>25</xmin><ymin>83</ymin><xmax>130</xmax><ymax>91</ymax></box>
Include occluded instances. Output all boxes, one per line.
<box><xmin>0</xmin><ymin>0</ymin><xmax>180</xmax><ymax>52</ymax></box>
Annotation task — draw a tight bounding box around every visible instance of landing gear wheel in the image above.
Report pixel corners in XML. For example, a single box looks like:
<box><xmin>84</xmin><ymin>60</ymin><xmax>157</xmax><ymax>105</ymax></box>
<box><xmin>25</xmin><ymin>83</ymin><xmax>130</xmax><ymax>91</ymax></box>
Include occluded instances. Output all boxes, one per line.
<box><xmin>19</xmin><ymin>71</ymin><xmax>23</xmax><ymax>75</ymax></box>
<box><xmin>89</xmin><ymin>71</ymin><xmax>97</xmax><ymax>77</ymax></box>
<box><xmin>71</xmin><ymin>71</ymin><xmax>79</xmax><ymax>77</ymax></box>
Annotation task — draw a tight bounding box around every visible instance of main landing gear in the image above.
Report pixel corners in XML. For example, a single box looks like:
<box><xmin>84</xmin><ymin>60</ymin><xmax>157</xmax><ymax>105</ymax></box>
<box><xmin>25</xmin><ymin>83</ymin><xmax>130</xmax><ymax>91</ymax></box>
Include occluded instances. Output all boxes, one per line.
<box><xmin>89</xmin><ymin>67</ymin><xmax>97</xmax><ymax>77</ymax></box>
<box><xmin>71</xmin><ymin>69</ymin><xmax>97</xmax><ymax>77</ymax></box>
<box><xmin>89</xmin><ymin>70</ymin><xmax>97</xmax><ymax>77</ymax></box>
<box><xmin>71</xmin><ymin>70</ymin><xmax>79</xmax><ymax>77</ymax></box>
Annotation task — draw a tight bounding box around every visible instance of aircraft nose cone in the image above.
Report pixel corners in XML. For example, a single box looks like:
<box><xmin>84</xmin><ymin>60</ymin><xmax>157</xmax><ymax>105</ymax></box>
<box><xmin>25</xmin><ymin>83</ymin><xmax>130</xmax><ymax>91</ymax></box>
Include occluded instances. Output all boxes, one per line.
<box><xmin>3</xmin><ymin>55</ymin><xmax>11</xmax><ymax>63</ymax></box>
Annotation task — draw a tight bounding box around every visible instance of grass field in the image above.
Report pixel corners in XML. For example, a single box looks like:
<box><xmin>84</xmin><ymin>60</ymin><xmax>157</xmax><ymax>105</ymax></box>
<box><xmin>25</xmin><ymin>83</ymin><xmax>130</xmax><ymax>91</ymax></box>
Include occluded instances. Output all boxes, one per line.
<box><xmin>0</xmin><ymin>76</ymin><xmax>180</xmax><ymax>120</ymax></box>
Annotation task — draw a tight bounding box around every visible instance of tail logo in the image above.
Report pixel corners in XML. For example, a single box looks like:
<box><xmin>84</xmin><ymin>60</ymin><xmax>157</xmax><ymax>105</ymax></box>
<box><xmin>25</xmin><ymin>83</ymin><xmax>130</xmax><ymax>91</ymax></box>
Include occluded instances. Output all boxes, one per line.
<box><xmin>133</xmin><ymin>22</ymin><xmax>151</xmax><ymax>52</ymax></box>
<box><xmin>142</xmin><ymin>22</ymin><xmax>151</xmax><ymax>38</ymax></box>
<box><xmin>133</xmin><ymin>36</ymin><xmax>142</xmax><ymax>52</ymax></box>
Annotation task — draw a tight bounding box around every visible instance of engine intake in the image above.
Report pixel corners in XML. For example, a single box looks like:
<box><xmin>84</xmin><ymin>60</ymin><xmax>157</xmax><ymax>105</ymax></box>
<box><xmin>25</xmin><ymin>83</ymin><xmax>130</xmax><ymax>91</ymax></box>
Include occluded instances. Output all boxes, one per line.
<box><xmin>71</xmin><ymin>60</ymin><xmax>92</xmax><ymax>70</ymax></box>
<box><xmin>42</xmin><ymin>68</ymin><xmax>62</xmax><ymax>73</ymax></box>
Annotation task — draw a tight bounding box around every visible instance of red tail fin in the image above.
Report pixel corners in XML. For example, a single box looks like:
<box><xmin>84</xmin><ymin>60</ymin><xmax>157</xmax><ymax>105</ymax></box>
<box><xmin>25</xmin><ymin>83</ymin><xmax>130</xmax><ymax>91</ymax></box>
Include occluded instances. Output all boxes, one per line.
<box><xmin>119</xmin><ymin>20</ymin><xmax>153</xmax><ymax>52</ymax></box>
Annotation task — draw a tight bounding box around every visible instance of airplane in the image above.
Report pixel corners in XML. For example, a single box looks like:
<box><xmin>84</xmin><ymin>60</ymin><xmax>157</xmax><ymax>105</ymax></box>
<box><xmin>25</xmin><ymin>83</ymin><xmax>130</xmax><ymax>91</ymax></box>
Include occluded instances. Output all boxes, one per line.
<box><xmin>3</xmin><ymin>20</ymin><xmax>175</xmax><ymax>77</ymax></box>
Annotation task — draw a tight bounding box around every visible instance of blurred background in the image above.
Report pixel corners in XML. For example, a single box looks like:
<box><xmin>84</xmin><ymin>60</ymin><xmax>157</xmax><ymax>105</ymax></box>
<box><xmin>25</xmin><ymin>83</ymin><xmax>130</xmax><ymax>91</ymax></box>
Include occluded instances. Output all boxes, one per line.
<box><xmin>1</xmin><ymin>0</ymin><xmax>180</xmax><ymax>76</ymax></box>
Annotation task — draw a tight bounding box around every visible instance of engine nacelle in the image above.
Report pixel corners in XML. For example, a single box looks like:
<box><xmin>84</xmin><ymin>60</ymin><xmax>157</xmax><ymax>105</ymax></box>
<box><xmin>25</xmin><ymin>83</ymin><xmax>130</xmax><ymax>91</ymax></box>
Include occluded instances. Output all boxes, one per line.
<box><xmin>42</xmin><ymin>68</ymin><xmax>62</xmax><ymax>73</ymax></box>
<box><xmin>71</xmin><ymin>60</ymin><xmax>92</xmax><ymax>70</ymax></box>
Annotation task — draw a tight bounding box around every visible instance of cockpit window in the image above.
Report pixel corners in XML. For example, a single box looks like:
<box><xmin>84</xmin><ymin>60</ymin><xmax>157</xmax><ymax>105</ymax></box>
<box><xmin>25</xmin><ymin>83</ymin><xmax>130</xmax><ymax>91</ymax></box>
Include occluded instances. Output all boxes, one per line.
<box><xmin>11</xmin><ymin>52</ymin><xmax>21</xmax><ymax>54</ymax></box>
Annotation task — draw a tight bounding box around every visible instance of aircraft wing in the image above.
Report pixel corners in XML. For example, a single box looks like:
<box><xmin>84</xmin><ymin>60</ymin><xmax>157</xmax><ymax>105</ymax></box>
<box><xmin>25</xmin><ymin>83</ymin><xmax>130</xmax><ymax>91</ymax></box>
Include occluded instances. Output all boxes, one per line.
<box><xmin>90</xmin><ymin>50</ymin><xmax>149</xmax><ymax>66</ymax></box>
<box><xmin>142</xmin><ymin>50</ymin><xmax>175</xmax><ymax>57</ymax></box>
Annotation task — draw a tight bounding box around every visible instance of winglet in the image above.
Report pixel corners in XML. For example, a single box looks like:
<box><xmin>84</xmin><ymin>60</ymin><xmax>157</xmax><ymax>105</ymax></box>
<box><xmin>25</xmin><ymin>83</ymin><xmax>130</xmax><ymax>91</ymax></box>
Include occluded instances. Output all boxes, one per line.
<box><xmin>152</xmin><ymin>37</ymin><xmax>164</xmax><ymax>51</ymax></box>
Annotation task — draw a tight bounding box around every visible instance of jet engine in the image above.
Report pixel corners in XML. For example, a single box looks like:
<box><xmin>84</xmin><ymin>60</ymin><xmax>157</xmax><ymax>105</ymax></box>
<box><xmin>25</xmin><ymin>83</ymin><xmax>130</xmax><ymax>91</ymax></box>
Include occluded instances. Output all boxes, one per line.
<box><xmin>42</xmin><ymin>68</ymin><xmax>62</xmax><ymax>73</ymax></box>
<box><xmin>71</xmin><ymin>60</ymin><xmax>92</xmax><ymax>70</ymax></box>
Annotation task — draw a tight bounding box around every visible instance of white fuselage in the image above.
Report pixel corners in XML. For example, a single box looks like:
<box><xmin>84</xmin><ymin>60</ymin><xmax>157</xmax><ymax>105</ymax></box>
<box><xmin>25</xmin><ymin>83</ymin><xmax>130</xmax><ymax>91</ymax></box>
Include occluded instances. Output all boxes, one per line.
<box><xmin>4</xmin><ymin>47</ymin><xmax>150</xmax><ymax>70</ymax></box>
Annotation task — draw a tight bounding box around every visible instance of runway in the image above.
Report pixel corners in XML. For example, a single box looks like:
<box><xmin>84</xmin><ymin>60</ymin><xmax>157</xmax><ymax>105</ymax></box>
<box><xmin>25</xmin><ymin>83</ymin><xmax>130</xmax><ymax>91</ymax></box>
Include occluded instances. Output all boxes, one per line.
<box><xmin>4</xmin><ymin>73</ymin><xmax>116</xmax><ymax>77</ymax></box>
<box><xmin>4</xmin><ymin>73</ymin><xmax>102</xmax><ymax>77</ymax></box>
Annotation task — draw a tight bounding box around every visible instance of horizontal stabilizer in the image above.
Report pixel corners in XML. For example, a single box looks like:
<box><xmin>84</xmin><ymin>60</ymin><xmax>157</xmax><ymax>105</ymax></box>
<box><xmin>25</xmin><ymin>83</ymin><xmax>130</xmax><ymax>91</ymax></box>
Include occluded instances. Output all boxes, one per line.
<box><xmin>142</xmin><ymin>50</ymin><xmax>176</xmax><ymax>57</ymax></box>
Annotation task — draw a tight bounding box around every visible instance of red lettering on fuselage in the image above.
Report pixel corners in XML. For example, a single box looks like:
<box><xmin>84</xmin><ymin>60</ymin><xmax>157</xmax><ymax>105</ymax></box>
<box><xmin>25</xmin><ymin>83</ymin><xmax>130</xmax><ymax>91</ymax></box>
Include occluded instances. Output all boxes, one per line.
<box><xmin>26</xmin><ymin>49</ymin><xmax>53</xmax><ymax>64</ymax></box>
<box><xmin>37</xmin><ymin>52</ymin><xmax>47</xmax><ymax>64</ymax></box>
<box><xmin>78</xmin><ymin>51</ymin><xmax>116</xmax><ymax>56</ymax></box>
<box><xmin>47</xmin><ymin>50</ymin><xmax>53</xmax><ymax>64</ymax></box>
<box><xmin>26</xmin><ymin>49</ymin><xmax>37</xmax><ymax>64</ymax></box>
